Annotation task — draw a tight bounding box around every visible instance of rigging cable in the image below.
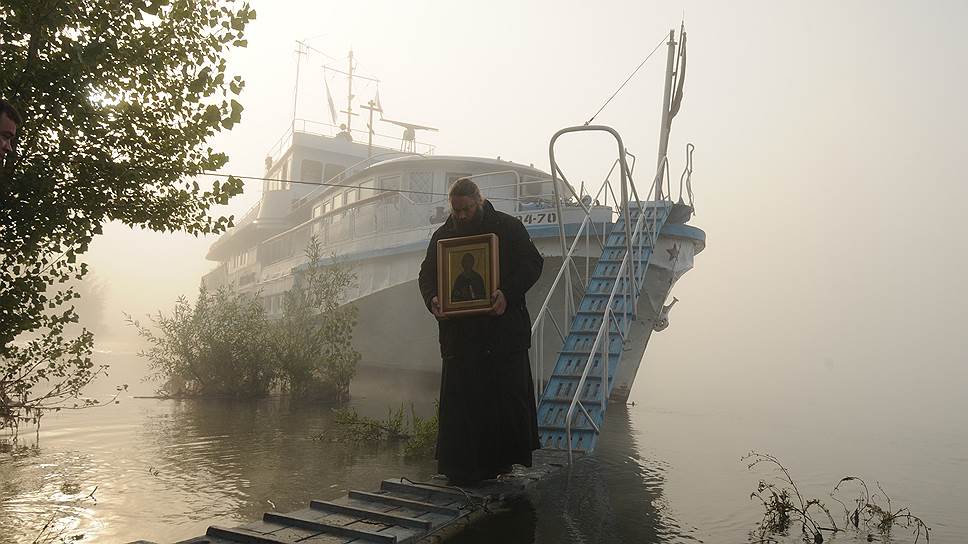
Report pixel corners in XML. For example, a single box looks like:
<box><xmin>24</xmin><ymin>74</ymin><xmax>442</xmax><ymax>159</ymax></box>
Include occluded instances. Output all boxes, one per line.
<box><xmin>583</xmin><ymin>33</ymin><xmax>668</xmax><ymax>126</ymax></box>
<box><xmin>202</xmin><ymin>171</ymin><xmax>541</xmax><ymax>204</ymax></box>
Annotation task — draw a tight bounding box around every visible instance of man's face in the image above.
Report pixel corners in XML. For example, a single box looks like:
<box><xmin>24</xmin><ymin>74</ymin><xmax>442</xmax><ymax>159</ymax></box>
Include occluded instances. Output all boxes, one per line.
<box><xmin>450</xmin><ymin>195</ymin><xmax>481</xmax><ymax>230</ymax></box>
<box><xmin>0</xmin><ymin>114</ymin><xmax>16</xmax><ymax>162</ymax></box>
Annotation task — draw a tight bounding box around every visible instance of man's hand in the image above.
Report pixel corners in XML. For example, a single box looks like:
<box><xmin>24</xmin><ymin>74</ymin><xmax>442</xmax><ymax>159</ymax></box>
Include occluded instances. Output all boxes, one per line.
<box><xmin>431</xmin><ymin>296</ymin><xmax>445</xmax><ymax>319</ymax></box>
<box><xmin>490</xmin><ymin>289</ymin><xmax>507</xmax><ymax>316</ymax></box>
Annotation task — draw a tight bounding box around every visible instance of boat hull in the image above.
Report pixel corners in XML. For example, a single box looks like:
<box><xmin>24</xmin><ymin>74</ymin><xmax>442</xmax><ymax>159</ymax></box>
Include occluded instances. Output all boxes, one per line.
<box><xmin>348</xmin><ymin>224</ymin><xmax>704</xmax><ymax>404</ymax></box>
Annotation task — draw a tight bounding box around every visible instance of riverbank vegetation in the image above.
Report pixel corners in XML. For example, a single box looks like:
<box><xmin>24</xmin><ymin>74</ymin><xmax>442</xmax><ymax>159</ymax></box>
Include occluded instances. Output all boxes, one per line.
<box><xmin>129</xmin><ymin>238</ymin><xmax>360</xmax><ymax>403</ymax></box>
<box><xmin>745</xmin><ymin>451</ymin><xmax>930</xmax><ymax>543</ymax></box>
<box><xmin>318</xmin><ymin>402</ymin><xmax>439</xmax><ymax>459</ymax></box>
<box><xmin>0</xmin><ymin>1</ymin><xmax>255</xmax><ymax>438</ymax></box>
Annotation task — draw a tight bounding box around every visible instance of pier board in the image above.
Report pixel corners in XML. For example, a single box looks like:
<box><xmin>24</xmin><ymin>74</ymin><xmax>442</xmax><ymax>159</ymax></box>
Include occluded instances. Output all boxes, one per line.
<box><xmin>134</xmin><ymin>450</ymin><xmax>573</xmax><ymax>544</ymax></box>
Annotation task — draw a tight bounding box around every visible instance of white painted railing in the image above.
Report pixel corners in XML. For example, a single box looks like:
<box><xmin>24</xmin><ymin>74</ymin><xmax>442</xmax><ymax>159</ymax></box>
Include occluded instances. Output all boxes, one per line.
<box><xmin>531</xmin><ymin>125</ymin><xmax>672</xmax><ymax>461</ymax></box>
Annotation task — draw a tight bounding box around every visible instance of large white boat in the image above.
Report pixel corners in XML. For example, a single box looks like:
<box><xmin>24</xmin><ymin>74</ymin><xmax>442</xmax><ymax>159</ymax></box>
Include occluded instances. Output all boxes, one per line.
<box><xmin>202</xmin><ymin>36</ymin><xmax>704</xmax><ymax>406</ymax></box>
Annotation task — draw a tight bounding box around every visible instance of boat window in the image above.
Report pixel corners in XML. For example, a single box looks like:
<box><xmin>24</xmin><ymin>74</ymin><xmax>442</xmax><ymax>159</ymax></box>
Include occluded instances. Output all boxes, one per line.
<box><xmin>344</xmin><ymin>187</ymin><xmax>360</xmax><ymax>206</ymax></box>
<box><xmin>380</xmin><ymin>175</ymin><xmax>400</xmax><ymax>192</ymax></box>
<box><xmin>266</xmin><ymin>158</ymin><xmax>291</xmax><ymax>191</ymax></box>
<box><xmin>359</xmin><ymin>178</ymin><xmax>377</xmax><ymax>199</ymax></box>
<box><xmin>324</xmin><ymin>163</ymin><xmax>346</xmax><ymax>182</ymax></box>
<box><xmin>519</xmin><ymin>176</ymin><xmax>555</xmax><ymax>210</ymax></box>
<box><xmin>312</xmin><ymin>204</ymin><xmax>323</xmax><ymax>218</ymax></box>
<box><xmin>408</xmin><ymin>172</ymin><xmax>434</xmax><ymax>203</ymax></box>
<box><xmin>301</xmin><ymin>159</ymin><xmax>324</xmax><ymax>182</ymax></box>
<box><xmin>322</xmin><ymin>199</ymin><xmax>333</xmax><ymax>214</ymax></box>
<box><xmin>520</xmin><ymin>176</ymin><xmax>551</xmax><ymax>197</ymax></box>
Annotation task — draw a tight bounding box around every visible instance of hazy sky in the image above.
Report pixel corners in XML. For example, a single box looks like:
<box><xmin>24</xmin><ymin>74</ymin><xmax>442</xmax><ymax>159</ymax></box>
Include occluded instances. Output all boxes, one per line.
<box><xmin>84</xmin><ymin>1</ymin><xmax>967</xmax><ymax>420</ymax></box>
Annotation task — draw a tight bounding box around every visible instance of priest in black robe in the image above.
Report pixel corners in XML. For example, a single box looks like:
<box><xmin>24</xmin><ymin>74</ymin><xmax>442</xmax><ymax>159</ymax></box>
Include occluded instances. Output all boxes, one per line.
<box><xmin>418</xmin><ymin>177</ymin><xmax>543</xmax><ymax>485</ymax></box>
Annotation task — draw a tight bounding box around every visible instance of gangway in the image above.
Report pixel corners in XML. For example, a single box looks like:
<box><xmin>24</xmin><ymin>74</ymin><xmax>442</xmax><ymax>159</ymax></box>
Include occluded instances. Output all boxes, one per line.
<box><xmin>530</xmin><ymin>125</ymin><xmax>673</xmax><ymax>460</ymax></box>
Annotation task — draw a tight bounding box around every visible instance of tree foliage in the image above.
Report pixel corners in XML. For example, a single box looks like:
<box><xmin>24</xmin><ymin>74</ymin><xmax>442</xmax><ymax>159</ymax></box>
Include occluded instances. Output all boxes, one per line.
<box><xmin>129</xmin><ymin>287</ymin><xmax>276</xmax><ymax>398</ymax></box>
<box><xmin>0</xmin><ymin>1</ymin><xmax>255</xmax><ymax>428</ymax></box>
<box><xmin>274</xmin><ymin>237</ymin><xmax>359</xmax><ymax>402</ymax></box>
<box><xmin>130</xmin><ymin>237</ymin><xmax>361</xmax><ymax>402</ymax></box>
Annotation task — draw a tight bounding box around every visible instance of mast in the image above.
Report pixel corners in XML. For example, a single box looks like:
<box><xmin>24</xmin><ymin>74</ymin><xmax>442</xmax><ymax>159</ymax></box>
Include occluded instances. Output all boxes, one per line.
<box><xmin>345</xmin><ymin>50</ymin><xmax>354</xmax><ymax>132</ymax></box>
<box><xmin>292</xmin><ymin>41</ymin><xmax>305</xmax><ymax>133</ymax></box>
<box><xmin>654</xmin><ymin>30</ymin><xmax>677</xmax><ymax>201</ymax></box>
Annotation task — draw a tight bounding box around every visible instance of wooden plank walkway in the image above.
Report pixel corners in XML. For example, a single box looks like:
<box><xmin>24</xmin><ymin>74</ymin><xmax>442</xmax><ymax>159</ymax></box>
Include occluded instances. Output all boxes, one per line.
<box><xmin>133</xmin><ymin>449</ymin><xmax>573</xmax><ymax>544</ymax></box>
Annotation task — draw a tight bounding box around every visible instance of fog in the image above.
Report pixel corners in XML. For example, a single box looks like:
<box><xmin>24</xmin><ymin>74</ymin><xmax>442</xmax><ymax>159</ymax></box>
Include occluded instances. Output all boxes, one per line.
<box><xmin>82</xmin><ymin>0</ymin><xmax>967</xmax><ymax>420</ymax></box>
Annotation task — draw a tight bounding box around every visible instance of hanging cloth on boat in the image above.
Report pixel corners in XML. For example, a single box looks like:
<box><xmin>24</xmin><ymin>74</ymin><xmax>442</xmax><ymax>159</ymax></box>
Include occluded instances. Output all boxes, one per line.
<box><xmin>324</xmin><ymin>74</ymin><xmax>338</xmax><ymax>125</ymax></box>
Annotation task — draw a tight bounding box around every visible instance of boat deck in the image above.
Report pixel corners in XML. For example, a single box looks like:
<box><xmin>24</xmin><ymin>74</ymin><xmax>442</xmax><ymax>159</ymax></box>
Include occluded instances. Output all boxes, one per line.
<box><xmin>129</xmin><ymin>449</ymin><xmax>573</xmax><ymax>544</ymax></box>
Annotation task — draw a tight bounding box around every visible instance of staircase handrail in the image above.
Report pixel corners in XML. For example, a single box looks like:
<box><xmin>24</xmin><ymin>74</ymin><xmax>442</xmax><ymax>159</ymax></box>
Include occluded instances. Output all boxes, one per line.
<box><xmin>528</xmin><ymin>126</ymin><xmax>633</xmax><ymax>399</ymax></box>
<box><xmin>562</xmin><ymin>203</ymin><xmax>663</xmax><ymax>461</ymax></box>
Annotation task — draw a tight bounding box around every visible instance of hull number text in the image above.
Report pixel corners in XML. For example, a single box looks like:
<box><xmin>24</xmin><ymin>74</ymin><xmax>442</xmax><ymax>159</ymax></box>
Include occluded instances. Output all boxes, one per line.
<box><xmin>517</xmin><ymin>212</ymin><xmax>557</xmax><ymax>225</ymax></box>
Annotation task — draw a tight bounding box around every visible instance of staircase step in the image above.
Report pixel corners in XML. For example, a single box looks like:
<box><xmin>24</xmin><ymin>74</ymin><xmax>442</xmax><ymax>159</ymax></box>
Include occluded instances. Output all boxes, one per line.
<box><xmin>539</xmin><ymin>422</ymin><xmax>599</xmax><ymax>432</ymax></box>
<box><xmin>541</xmin><ymin>378</ymin><xmax>606</xmax><ymax>403</ymax></box>
<box><xmin>577</xmin><ymin>297</ymin><xmax>634</xmax><ymax>314</ymax></box>
<box><xmin>537</xmin><ymin>403</ymin><xmax>602</xmax><ymax>430</ymax></box>
<box><xmin>538</xmin><ymin>431</ymin><xmax>594</xmax><ymax>451</ymax></box>
<box><xmin>548</xmin><ymin>351</ymin><xmax>619</xmax><ymax>379</ymax></box>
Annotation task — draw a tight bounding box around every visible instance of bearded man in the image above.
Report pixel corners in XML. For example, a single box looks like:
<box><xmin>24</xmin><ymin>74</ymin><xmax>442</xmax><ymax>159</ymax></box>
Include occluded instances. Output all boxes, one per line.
<box><xmin>418</xmin><ymin>177</ymin><xmax>543</xmax><ymax>485</ymax></box>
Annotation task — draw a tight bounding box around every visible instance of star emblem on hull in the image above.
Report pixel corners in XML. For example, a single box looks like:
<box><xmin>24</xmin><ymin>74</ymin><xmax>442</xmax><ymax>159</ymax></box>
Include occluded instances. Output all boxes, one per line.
<box><xmin>666</xmin><ymin>243</ymin><xmax>680</xmax><ymax>262</ymax></box>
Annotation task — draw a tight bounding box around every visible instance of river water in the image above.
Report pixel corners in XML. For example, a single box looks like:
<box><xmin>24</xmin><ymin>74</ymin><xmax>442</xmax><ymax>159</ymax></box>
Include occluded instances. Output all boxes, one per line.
<box><xmin>1</xmin><ymin>351</ymin><xmax>965</xmax><ymax>543</ymax></box>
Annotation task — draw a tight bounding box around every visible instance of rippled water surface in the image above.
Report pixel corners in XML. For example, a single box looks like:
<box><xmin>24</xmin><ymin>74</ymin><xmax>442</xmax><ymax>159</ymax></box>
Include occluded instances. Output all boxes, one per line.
<box><xmin>1</xmin><ymin>352</ymin><xmax>965</xmax><ymax>543</ymax></box>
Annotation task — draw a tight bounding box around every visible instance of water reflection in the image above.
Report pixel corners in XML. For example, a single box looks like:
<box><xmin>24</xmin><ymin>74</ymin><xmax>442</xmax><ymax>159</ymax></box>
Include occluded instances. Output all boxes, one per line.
<box><xmin>0</xmin><ymin>368</ymin><xmax>439</xmax><ymax>543</ymax></box>
<box><xmin>526</xmin><ymin>405</ymin><xmax>683</xmax><ymax>544</ymax></box>
<box><xmin>2</xmin><ymin>367</ymin><xmax>677</xmax><ymax>544</ymax></box>
<box><xmin>448</xmin><ymin>497</ymin><xmax>537</xmax><ymax>544</ymax></box>
<box><xmin>140</xmin><ymin>396</ymin><xmax>437</xmax><ymax>533</ymax></box>
<box><xmin>441</xmin><ymin>404</ymin><xmax>685</xmax><ymax>544</ymax></box>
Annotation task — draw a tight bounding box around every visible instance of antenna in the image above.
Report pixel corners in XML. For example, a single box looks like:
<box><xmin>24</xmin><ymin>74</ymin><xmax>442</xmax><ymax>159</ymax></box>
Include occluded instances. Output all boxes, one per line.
<box><xmin>323</xmin><ymin>51</ymin><xmax>380</xmax><ymax>140</ymax></box>
<box><xmin>291</xmin><ymin>41</ymin><xmax>308</xmax><ymax>131</ymax></box>
<box><xmin>381</xmin><ymin>118</ymin><xmax>438</xmax><ymax>153</ymax></box>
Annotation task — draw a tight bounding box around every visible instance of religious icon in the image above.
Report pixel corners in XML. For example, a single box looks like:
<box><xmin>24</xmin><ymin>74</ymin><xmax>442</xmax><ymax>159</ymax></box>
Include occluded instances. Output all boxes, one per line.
<box><xmin>436</xmin><ymin>233</ymin><xmax>499</xmax><ymax>317</ymax></box>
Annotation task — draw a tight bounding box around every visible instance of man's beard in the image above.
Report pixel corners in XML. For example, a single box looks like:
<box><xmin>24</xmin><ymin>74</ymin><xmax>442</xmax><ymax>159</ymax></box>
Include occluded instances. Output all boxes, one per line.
<box><xmin>453</xmin><ymin>208</ymin><xmax>483</xmax><ymax>234</ymax></box>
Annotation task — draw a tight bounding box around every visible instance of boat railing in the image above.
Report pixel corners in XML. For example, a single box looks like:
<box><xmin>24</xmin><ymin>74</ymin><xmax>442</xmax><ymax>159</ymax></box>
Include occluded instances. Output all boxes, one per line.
<box><xmin>267</xmin><ymin>118</ymin><xmax>436</xmax><ymax>164</ymax></box>
<box><xmin>306</xmin><ymin>191</ymin><xmax>440</xmax><ymax>249</ymax></box>
<box><xmin>291</xmin><ymin>151</ymin><xmax>419</xmax><ymax>211</ymax></box>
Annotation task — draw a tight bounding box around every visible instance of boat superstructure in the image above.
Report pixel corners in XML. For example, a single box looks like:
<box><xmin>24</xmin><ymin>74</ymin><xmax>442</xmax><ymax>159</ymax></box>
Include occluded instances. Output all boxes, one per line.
<box><xmin>202</xmin><ymin>137</ymin><xmax>614</xmax><ymax>371</ymax></box>
<box><xmin>201</xmin><ymin>34</ymin><xmax>704</xmax><ymax>426</ymax></box>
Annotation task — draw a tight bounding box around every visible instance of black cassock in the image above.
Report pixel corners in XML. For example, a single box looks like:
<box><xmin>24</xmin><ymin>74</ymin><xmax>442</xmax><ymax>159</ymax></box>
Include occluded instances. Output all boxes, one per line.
<box><xmin>418</xmin><ymin>200</ymin><xmax>543</xmax><ymax>483</ymax></box>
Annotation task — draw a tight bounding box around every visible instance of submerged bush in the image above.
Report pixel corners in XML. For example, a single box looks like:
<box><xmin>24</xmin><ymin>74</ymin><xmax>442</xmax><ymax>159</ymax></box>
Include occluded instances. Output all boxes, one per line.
<box><xmin>745</xmin><ymin>451</ymin><xmax>930</xmax><ymax>543</ymax></box>
<box><xmin>129</xmin><ymin>237</ymin><xmax>360</xmax><ymax>401</ymax></box>
<box><xmin>129</xmin><ymin>287</ymin><xmax>276</xmax><ymax>398</ymax></box>
<box><xmin>273</xmin><ymin>237</ymin><xmax>359</xmax><ymax>402</ymax></box>
<box><xmin>319</xmin><ymin>402</ymin><xmax>439</xmax><ymax>459</ymax></box>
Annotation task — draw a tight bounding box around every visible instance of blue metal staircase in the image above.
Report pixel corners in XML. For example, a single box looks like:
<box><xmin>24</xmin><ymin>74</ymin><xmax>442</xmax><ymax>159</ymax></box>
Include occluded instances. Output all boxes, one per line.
<box><xmin>536</xmin><ymin>201</ymin><xmax>671</xmax><ymax>456</ymax></box>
